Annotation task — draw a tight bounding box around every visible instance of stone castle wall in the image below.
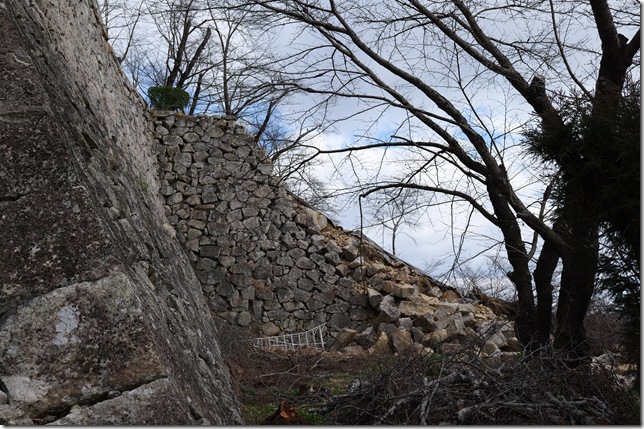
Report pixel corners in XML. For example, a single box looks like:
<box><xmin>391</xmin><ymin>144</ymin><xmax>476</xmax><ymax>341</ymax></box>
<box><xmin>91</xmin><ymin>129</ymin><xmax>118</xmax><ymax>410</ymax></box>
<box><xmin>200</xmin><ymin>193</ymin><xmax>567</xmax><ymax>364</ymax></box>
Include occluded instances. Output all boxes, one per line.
<box><xmin>153</xmin><ymin>113</ymin><xmax>519</xmax><ymax>355</ymax></box>
<box><xmin>153</xmin><ymin>113</ymin><xmax>373</xmax><ymax>336</ymax></box>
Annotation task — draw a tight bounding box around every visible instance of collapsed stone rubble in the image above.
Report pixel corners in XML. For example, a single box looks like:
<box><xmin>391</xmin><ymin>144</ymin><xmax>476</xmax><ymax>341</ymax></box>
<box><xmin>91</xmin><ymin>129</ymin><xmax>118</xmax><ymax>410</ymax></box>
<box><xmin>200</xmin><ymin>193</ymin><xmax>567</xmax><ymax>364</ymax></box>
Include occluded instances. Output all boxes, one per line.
<box><xmin>153</xmin><ymin>112</ymin><xmax>522</xmax><ymax>356</ymax></box>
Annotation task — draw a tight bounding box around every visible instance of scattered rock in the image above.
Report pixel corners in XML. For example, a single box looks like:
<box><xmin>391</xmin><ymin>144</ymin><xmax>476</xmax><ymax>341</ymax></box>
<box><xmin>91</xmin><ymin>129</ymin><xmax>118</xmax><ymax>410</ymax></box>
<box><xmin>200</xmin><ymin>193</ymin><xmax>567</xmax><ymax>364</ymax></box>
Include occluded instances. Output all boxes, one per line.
<box><xmin>374</xmin><ymin>295</ymin><xmax>401</xmax><ymax>327</ymax></box>
<box><xmin>399</xmin><ymin>298</ymin><xmax>435</xmax><ymax>317</ymax></box>
<box><xmin>367</xmin><ymin>288</ymin><xmax>384</xmax><ymax>309</ymax></box>
<box><xmin>440</xmin><ymin>289</ymin><xmax>461</xmax><ymax>303</ymax></box>
<box><xmin>389</xmin><ymin>327</ymin><xmax>413</xmax><ymax>353</ymax></box>
<box><xmin>355</xmin><ymin>327</ymin><xmax>377</xmax><ymax>349</ymax></box>
<box><xmin>368</xmin><ymin>332</ymin><xmax>392</xmax><ymax>355</ymax></box>
<box><xmin>330</xmin><ymin>328</ymin><xmax>358</xmax><ymax>351</ymax></box>
<box><xmin>422</xmin><ymin>329</ymin><xmax>449</xmax><ymax>349</ymax></box>
<box><xmin>413</xmin><ymin>314</ymin><xmax>438</xmax><ymax>332</ymax></box>
<box><xmin>383</xmin><ymin>281</ymin><xmax>417</xmax><ymax>299</ymax></box>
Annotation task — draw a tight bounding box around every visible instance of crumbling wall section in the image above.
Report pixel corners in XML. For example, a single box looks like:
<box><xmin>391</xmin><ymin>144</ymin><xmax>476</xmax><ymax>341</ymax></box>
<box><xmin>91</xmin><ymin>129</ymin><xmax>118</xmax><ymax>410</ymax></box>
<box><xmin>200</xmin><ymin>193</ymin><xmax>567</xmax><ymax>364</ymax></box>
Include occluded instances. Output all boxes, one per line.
<box><xmin>153</xmin><ymin>113</ymin><xmax>520</xmax><ymax>356</ymax></box>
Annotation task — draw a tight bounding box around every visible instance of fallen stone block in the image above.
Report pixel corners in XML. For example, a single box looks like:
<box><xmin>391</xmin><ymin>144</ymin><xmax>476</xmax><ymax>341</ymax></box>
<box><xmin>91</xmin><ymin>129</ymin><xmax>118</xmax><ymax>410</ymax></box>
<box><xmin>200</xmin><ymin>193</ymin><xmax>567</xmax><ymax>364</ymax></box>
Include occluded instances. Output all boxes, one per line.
<box><xmin>373</xmin><ymin>295</ymin><xmax>401</xmax><ymax>326</ymax></box>
<box><xmin>398</xmin><ymin>317</ymin><xmax>413</xmax><ymax>331</ymax></box>
<box><xmin>355</xmin><ymin>327</ymin><xmax>377</xmax><ymax>349</ymax></box>
<box><xmin>410</xmin><ymin>326</ymin><xmax>425</xmax><ymax>343</ymax></box>
<box><xmin>338</xmin><ymin>345</ymin><xmax>367</xmax><ymax>355</ymax></box>
<box><xmin>413</xmin><ymin>314</ymin><xmax>438</xmax><ymax>332</ymax></box>
<box><xmin>440</xmin><ymin>289</ymin><xmax>461</xmax><ymax>302</ymax></box>
<box><xmin>444</xmin><ymin>313</ymin><xmax>466</xmax><ymax>339</ymax></box>
<box><xmin>378</xmin><ymin>322</ymin><xmax>398</xmax><ymax>335</ymax></box>
<box><xmin>389</xmin><ymin>328</ymin><xmax>413</xmax><ymax>354</ymax></box>
<box><xmin>330</xmin><ymin>328</ymin><xmax>358</xmax><ymax>352</ymax></box>
<box><xmin>398</xmin><ymin>298</ymin><xmax>435</xmax><ymax>317</ymax></box>
<box><xmin>421</xmin><ymin>329</ymin><xmax>448</xmax><ymax>349</ymax></box>
<box><xmin>383</xmin><ymin>281</ymin><xmax>417</xmax><ymax>299</ymax></box>
<box><xmin>368</xmin><ymin>332</ymin><xmax>392</xmax><ymax>355</ymax></box>
<box><xmin>367</xmin><ymin>287</ymin><xmax>384</xmax><ymax>309</ymax></box>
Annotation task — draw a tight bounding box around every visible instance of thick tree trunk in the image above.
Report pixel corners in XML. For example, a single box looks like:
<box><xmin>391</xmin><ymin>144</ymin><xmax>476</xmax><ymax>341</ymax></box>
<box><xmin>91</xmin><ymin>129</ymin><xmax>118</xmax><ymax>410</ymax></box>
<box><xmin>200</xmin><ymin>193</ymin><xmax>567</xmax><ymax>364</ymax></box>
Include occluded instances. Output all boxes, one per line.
<box><xmin>165</xmin><ymin>25</ymin><xmax>189</xmax><ymax>87</ymax></box>
<box><xmin>554</xmin><ymin>217</ymin><xmax>599</xmax><ymax>363</ymax></box>
<box><xmin>532</xmin><ymin>219</ymin><xmax>566</xmax><ymax>346</ymax></box>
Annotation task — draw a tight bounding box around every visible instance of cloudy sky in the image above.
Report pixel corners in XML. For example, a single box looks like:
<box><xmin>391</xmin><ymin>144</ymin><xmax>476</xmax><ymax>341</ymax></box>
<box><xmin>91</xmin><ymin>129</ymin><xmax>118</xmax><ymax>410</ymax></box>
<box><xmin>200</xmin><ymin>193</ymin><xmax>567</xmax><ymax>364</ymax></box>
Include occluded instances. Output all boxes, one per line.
<box><xmin>105</xmin><ymin>0</ymin><xmax>640</xmax><ymax>294</ymax></box>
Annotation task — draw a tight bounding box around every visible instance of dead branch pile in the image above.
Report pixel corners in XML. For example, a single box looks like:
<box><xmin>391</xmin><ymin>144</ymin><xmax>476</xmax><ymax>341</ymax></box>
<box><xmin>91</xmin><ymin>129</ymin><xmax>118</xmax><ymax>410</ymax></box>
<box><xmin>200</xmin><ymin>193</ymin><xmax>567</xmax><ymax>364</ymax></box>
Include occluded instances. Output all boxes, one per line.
<box><xmin>216</xmin><ymin>321</ymin><xmax>638</xmax><ymax>425</ymax></box>
<box><xmin>316</xmin><ymin>347</ymin><xmax>640</xmax><ymax>425</ymax></box>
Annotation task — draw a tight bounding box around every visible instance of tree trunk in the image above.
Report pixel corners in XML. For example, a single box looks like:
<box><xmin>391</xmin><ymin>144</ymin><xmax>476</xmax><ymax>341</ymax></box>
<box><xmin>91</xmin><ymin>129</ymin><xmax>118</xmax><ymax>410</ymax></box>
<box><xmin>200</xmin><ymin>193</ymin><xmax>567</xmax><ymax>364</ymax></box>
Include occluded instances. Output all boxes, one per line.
<box><xmin>165</xmin><ymin>14</ymin><xmax>192</xmax><ymax>87</ymax></box>
<box><xmin>532</xmin><ymin>219</ymin><xmax>565</xmax><ymax>347</ymax></box>
<box><xmin>533</xmin><ymin>241</ymin><xmax>559</xmax><ymax>346</ymax></box>
<box><xmin>188</xmin><ymin>72</ymin><xmax>204</xmax><ymax>115</ymax></box>
<box><xmin>487</xmin><ymin>182</ymin><xmax>536</xmax><ymax>347</ymax></box>
<box><xmin>554</xmin><ymin>216</ymin><xmax>599</xmax><ymax>363</ymax></box>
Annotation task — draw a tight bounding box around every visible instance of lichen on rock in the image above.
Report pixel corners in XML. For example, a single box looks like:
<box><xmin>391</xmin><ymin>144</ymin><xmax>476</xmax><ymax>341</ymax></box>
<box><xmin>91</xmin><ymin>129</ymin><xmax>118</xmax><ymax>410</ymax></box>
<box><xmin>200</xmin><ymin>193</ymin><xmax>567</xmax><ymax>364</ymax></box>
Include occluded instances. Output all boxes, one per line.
<box><xmin>0</xmin><ymin>0</ymin><xmax>241</xmax><ymax>424</ymax></box>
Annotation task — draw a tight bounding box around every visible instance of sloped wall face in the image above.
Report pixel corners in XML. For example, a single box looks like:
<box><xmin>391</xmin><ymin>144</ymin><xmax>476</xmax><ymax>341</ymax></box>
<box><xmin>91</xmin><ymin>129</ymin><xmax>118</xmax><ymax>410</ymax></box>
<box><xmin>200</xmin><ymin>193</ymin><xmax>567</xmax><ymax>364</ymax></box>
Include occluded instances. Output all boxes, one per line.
<box><xmin>0</xmin><ymin>0</ymin><xmax>240</xmax><ymax>424</ymax></box>
<box><xmin>153</xmin><ymin>113</ymin><xmax>520</xmax><ymax>357</ymax></box>
<box><xmin>154</xmin><ymin>113</ymin><xmax>371</xmax><ymax>335</ymax></box>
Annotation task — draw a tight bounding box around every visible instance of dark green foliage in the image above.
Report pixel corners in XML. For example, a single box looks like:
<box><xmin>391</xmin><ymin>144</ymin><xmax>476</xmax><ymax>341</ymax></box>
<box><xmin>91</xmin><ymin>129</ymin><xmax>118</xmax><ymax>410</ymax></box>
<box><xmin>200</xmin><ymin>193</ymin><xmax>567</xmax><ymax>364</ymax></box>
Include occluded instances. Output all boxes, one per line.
<box><xmin>598</xmin><ymin>235</ymin><xmax>640</xmax><ymax>387</ymax></box>
<box><xmin>596</xmin><ymin>82</ymin><xmax>641</xmax><ymax>382</ymax></box>
<box><xmin>525</xmin><ymin>81</ymin><xmax>640</xmax><ymax>239</ymax></box>
<box><xmin>147</xmin><ymin>85</ymin><xmax>190</xmax><ymax>111</ymax></box>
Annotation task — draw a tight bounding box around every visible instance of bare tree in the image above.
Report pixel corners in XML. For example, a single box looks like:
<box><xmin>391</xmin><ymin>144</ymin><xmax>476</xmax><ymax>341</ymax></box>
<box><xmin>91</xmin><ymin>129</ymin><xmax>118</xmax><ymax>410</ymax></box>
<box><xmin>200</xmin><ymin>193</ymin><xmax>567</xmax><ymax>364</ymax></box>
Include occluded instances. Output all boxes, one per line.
<box><xmin>198</xmin><ymin>3</ymin><xmax>336</xmax><ymax>209</ymax></box>
<box><xmin>99</xmin><ymin>0</ymin><xmax>145</xmax><ymax>63</ymax></box>
<box><xmin>240</xmin><ymin>0</ymin><xmax>640</xmax><ymax>357</ymax></box>
<box><xmin>364</xmin><ymin>186</ymin><xmax>423</xmax><ymax>257</ymax></box>
<box><xmin>103</xmin><ymin>0</ymin><xmax>335</xmax><ymax>208</ymax></box>
<box><xmin>144</xmin><ymin>0</ymin><xmax>214</xmax><ymax>89</ymax></box>
<box><xmin>190</xmin><ymin>3</ymin><xmax>294</xmax><ymax>131</ymax></box>
<box><xmin>264</xmin><ymin>123</ymin><xmax>338</xmax><ymax>213</ymax></box>
<box><xmin>119</xmin><ymin>0</ymin><xmax>298</xmax><ymax>142</ymax></box>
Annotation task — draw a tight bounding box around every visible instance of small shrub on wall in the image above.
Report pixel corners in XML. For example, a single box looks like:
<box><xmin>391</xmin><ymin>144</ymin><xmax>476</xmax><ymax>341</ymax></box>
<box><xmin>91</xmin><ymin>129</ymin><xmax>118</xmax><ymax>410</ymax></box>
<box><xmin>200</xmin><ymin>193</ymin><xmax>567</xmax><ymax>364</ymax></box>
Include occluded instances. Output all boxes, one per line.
<box><xmin>147</xmin><ymin>86</ymin><xmax>190</xmax><ymax>111</ymax></box>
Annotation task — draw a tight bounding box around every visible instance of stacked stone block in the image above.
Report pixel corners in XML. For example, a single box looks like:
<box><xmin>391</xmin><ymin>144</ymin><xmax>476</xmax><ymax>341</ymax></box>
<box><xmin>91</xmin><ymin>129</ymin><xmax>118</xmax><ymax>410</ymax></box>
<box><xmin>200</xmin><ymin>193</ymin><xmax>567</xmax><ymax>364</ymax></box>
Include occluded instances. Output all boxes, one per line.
<box><xmin>153</xmin><ymin>112</ymin><xmax>519</xmax><ymax>355</ymax></box>
<box><xmin>153</xmin><ymin>113</ymin><xmax>373</xmax><ymax>337</ymax></box>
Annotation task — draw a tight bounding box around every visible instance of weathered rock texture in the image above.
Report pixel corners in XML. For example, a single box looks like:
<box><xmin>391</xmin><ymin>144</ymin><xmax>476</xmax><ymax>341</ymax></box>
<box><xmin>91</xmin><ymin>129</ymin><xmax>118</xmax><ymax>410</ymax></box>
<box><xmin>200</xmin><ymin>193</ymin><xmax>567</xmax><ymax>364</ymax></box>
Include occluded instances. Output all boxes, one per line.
<box><xmin>0</xmin><ymin>0</ymin><xmax>241</xmax><ymax>424</ymax></box>
<box><xmin>153</xmin><ymin>112</ymin><xmax>520</xmax><ymax>356</ymax></box>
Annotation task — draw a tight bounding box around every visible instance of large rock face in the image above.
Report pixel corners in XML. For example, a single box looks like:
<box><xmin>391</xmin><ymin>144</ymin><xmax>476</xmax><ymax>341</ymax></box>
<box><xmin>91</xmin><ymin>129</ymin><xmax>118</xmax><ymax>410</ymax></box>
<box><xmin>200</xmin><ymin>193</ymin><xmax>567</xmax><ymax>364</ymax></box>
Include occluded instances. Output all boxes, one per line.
<box><xmin>0</xmin><ymin>0</ymin><xmax>241</xmax><ymax>424</ymax></box>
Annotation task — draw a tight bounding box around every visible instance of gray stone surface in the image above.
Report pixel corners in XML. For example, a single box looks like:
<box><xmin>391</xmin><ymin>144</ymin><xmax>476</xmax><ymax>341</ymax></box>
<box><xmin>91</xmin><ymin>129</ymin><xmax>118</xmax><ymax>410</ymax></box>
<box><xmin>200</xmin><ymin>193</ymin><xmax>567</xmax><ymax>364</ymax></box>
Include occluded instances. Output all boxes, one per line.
<box><xmin>0</xmin><ymin>1</ymin><xmax>240</xmax><ymax>424</ymax></box>
<box><xmin>49</xmin><ymin>379</ymin><xmax>193</xmax><ymax>425</ymax></box>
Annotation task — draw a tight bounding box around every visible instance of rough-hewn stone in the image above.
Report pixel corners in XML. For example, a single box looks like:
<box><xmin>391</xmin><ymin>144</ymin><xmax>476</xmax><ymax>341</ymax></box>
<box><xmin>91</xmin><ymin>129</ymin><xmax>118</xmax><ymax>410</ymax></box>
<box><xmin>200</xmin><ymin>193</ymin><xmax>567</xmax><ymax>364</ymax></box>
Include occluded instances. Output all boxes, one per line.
<box><xmin>389</xmin><ymin>327</ymin><xmax>414</xmax><ymax>354</ymax></box>
<box><xmin>383</xmin><ymin>281</ymin><xmax>417</xmax><ymax>299</ymax></box>
<box><xmin>330</xmin><ymin>328</ymin><xmax>358</xmax><ymax>351</ymax></box>
<box><xmin>0</xmin><ymin>1</ymin><xmax>240</xmax><ymax>424</ymax></box>
<box><xmin>153</xmin><ymin>110</ymin><xmax>519</xmax><ymax>357</ymax></box>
